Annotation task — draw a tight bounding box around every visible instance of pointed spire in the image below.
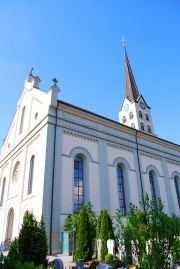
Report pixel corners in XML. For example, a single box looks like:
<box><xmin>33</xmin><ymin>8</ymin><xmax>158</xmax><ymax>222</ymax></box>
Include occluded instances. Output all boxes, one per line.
<box><xmin>123</xmin><ymin>43</ymin><xmax>140</xmax><ymax>102</ymax></box>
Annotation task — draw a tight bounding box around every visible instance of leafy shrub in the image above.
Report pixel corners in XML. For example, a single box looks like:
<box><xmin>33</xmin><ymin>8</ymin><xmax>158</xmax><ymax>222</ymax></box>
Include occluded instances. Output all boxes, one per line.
<box><xmin>15</xmin><ymin>261</ymin><xmax>45</xmax><ymax>269</ymax></box>
<box><xmin>89</xmin><ymin>260</ymin><xmax>99</xmax><ymax>269</ymax></box>
<box><xmin>105</xmin><ymin>254</ymin><xmax>113</xmax><ymax>263</ymax></box>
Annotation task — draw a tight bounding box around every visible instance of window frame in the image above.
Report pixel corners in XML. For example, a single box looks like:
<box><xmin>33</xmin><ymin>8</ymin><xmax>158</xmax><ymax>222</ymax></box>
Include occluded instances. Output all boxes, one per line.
<box><xmin>122</xmin><ymin>116</ymin><xmax>127</xmax><ymax>123</ymax></box>
<box><xmin>149</xmin><ymin>171</ymin><xmax>157</xmax><ymax>209</ymax></box>
<box><xmin>145</xmin><ymin>113</ymin><xmax>149</xmax><ymax>121</ymax></box>
<box><xmin>19</xmin><ymin>106</ymin><xmax>25</xmax><ymax>134</ymax></box>
<box><xmin>139</xmin><ymin>111</ymin><xmax>143</xmax><ymax>118</ymax></box>
<box><xmin>27</xmin><ymin>155</ymin><xmax>35</xmax><ymax>195</ymax></box>
<box><xmin>0</xmin><ymin>177</ymin><xmax>6</xmax><ymax>207</ymax></box>
<box><xmin>117</xmin><ymin>165</ymin><xmax>126</xmax><ymax>216</ymax></box>
<box><xmin>147</xmin><ymin>125</ymin><xmax>151</xmax><ymax>133</ymax></box>
<box><xmin>174</xmin><ymin>176</ymin><xmax>180</xmax><ymax>210</ymax></box>
<box><xmin>140</xmin><ymin>122</ymin><xmax>144</xmax><ymax>131</ymax></box>
<box><xmin>129</xmin><ymin>111</ymin><xmax>134</xmax><ymax>120</ymax></box>
<box><xmin>74</xmin><ymin>155</ymin><xmax>84</xmax><ymax>212</ymax></box>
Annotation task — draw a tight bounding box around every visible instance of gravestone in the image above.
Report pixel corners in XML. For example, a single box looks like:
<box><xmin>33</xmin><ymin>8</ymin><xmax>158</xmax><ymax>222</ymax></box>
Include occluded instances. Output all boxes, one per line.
<box><xmin>107</xmin><ymin>239</ymin><xmax>115</xmax><ymax>257</ymax></box>
<box><xmin>53</xmin><ymin>258</ymin><xmax>64</xmax><ymax>269</ymax></box>
<box><xmin>97</xmin><ymin>239</ymin><xmax>102</xmax><ymax>260</ymax></box>
<box><xmin>96</xmin><ymin>263</ymin><xmax>112</xmax><ymax>269</ymax></box>
<box><xmin>77</xmin><ymin>259</ymin><xmax>84</xmax><ymax>268</ymax></box>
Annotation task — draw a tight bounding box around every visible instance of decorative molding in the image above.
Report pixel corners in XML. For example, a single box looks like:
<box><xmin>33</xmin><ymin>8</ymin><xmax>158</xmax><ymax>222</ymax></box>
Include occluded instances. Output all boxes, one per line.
<box><xmin>63</xmin><ymin>130</ymin><xmax>98</xmax><ymax>143</ymax></box>
<box><xmin>166</xmin><ymin>160</ymin><xmax>180</xmax><ymax>166</ymax></box>
<box><xmin>105</xmin><ymin>134</ymin><xmax>134</xmax><ymax>148</ymax></box>
<box><xmin>107</xmin><ymin>142</ymin><xmax>134</xmax><ymax>152</ymax></box>
<box><xmin>62</xmin><ymin>120</ymin><xmax>98</xmax><ymax>136</ymax></box>
<box><xmin>27</xmin><ymin>133</ymin><xmax>40</xmax><ymax>147</ymax></box>
<box><xmin>140</xmin><ymin>152</ymin><xmax>161</xmax><ymax>160</ymax></box>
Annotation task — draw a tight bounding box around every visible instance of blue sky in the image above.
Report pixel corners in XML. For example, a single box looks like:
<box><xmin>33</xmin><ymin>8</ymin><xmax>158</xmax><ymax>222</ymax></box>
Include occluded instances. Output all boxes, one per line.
<box><xmin>0</xmin><ymin>1</ymin><xmax>180</xmax><ymax>147</ymax></box>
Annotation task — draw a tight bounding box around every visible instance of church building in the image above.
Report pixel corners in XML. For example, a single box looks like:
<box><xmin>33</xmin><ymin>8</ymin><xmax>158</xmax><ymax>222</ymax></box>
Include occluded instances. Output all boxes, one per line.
<box><xmin>0</xmin><ymin>46</ymin><xmax>180</xmax><ymax>254</ymax></box>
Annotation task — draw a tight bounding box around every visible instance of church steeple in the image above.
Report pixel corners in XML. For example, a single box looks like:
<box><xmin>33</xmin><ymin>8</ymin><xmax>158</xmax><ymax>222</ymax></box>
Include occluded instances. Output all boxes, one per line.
<box><xmin>124</xmin><ymin>45</ymin><xmax>140</xmax><ymax>102</ymax></box>
<box><xmin>119</xmin><ymin>43</ymin><xmax>155</xmax><ymax>135</ymax></box>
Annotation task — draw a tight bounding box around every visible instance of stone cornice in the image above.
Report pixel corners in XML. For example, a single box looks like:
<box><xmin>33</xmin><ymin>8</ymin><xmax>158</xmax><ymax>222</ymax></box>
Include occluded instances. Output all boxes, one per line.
<box><xmin>140</xmin><ymin>152</ymin><xmax>161</xmax><ymax>161</ymax></box>
<box><xmin>107</xmin><ymin>142</ymin><xmax>134</xmax><ymax>152</ymax></box>
<box><xmin>166</xmin><ymin>160</ymin><xmax>180</xmax><ymax>166</ymax></box>
<box><xmin>58</xmin><ymin>101</ymin><xmax>180</xmax><ymax>152</ymax></box>
<box><xmin>63</xmin><ymin>130</ymin><xmax>98</xmax><ymax>143</ymax></box>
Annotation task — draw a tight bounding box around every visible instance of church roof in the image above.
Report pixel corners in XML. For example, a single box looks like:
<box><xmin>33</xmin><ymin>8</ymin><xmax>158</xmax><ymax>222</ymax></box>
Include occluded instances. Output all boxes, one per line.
<box><xmin>124</xmin><ymin>46</ymin><xmax>140</xmax><ymax>102</ymax></box>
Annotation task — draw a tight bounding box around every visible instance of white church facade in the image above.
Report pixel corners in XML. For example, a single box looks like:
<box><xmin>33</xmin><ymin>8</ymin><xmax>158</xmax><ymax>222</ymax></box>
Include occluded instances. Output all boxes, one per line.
<box><xmin>0</xmin><ymin>47</ymin><xmax>180</xmax><ymax>254</ymax></box>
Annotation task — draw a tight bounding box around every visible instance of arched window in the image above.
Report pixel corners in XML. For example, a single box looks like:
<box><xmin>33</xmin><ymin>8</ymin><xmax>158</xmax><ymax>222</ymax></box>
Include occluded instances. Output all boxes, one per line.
<box><xmin>147</xmin><ymin>125</ymin><xmax>151</xmax><ymax>133</ymax></box>
<box><xmin>19</xmin><ymin>106</ymin><xmax>25</xmax><ymax>133</ymax></box>
<box><xmin>129</xmin><ymin>112</ymin><xmax>134</xmax><ymax>119</ymax></box>
<box><xmin>131</xmin><ymin>123</ymin><xmax>135</xmax><ymax>129</ymax></box>
<box><xmin>74</xmin><ymin>155</ymin><xmax>84</xmax><ymax>212</ymax></box>
<box><xmin>117</xmin><ymin>165</ymin><xmax>126</xmax><ymax>215</ymax></box>
<box><xmin>122</xmin><ymin>116</ymin><xmax>127</xmax><ymax>123</ymax></box>
<box><xmin>145</xmin><ymin>113</ymin><xmax>149</xmax><ymax>121</ymax></box>
<box><xmin>140</xmin><ymin>122</ymin><xmax>144</xmax><ymax>131</ymax></box>
<box><xmin>27</xmin><ymin>155</ymin><xmax>35</xmax><ymax>195</ymax></box>
<box><xmin>6</xmin><ymin>208</ymin><xmax>14</xmax><ymax>244</ymax></box>
<box><xmin>139</xmin><ymin>111</ymin><xmax>143</xmax><ymax>118</ymax></box>
<box><xmin>174</xmin><ymin>176</ymin><xmax>180</xmax><ymax>209</ymax></box>
<box><xmin>12</xmin><ymin>161</ymin><xmax>20</xmax><ymax>183</ymax></box>
<box><xmin>149</xmin><ymin>172</ymin><xmax>157</xmax><ymax>208</ymax></box>
<box><xmin>0</xmin><ymin>178</ymin><xmax>6</xmax><ymax>207</ymax></box>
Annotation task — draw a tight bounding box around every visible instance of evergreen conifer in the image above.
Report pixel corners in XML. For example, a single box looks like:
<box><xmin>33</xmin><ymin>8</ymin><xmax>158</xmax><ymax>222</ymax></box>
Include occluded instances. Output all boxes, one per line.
<box><xmin>74</xmin><ymin>205</ymin><xmax>93</xmax><ymax>261</ymax></box>
<box><xmin>98</xmin><ymin>208</ymin><xmax>115</xmax><ymax>260</ymax></box>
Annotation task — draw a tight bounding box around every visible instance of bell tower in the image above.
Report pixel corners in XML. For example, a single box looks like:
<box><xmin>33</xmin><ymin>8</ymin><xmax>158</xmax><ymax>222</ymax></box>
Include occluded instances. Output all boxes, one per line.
<box><xmin>119</xmin><ymin>43</ymin><xmax>155</xmax><ymax>134</ymax></box>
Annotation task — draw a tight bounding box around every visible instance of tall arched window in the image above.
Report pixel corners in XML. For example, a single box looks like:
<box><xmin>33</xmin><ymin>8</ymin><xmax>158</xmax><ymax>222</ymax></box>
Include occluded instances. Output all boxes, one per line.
<box><xmin>0</xmin><ymin>178</ymin><xmax>6</xmax><ymax>207</ymax></box>
<box><xmin>27</xmin><ymin>155</ymin><xmax>35</xmax><ymax>195</ymax></box>
<box><xmin>19</xmin><ymin>106</ymin><xmax>25</xmax><ymax>133</ymax></box>
<box><xmin>149</xmin><ymin>172</ymin><xmax>157</xmax><ymax>208</ymax></box>
<box><xmin>117</xmin><ymin>165</ymin><xmax>126</xmax><ymax>215</ymax></box>
<box><xmin>129</xmin><ymin>112</ymin><xmax>134</xmax><ymax>119</ymax></box>
<box><xmin>174</xmin><ymin>176</ymin><xmax>180</xmax><ymax>209</ymax></box>
<box><xmin>139</xmin><ymin>111</ymin><xmax>143</xmax><ymax>118</ymax></box>
<box><xmin>12</xmin><ymin>161</ymin><xmax>20</xmax><ymax>183</ymax></box>
<box><xmin>74</xmin><ymin>155</ymin><xmax>84</xmax><ymax>212</ymax></box>
<box><xmin>6</xmin><ymin>208</ymin><xmax>14</xmax><ymax>244</ymax></box>
<box><xmin>140</xmin><ymin>122</ymin><xmax>144</xmax><ymax>131</ymax></box>
<box><xmin>131</xmin><ymin>123</ymin><xmax>135</xmax><ymax>129</ymax></box>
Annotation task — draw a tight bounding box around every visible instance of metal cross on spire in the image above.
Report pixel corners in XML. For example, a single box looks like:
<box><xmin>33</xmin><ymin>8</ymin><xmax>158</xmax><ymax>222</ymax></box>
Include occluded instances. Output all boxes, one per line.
<box><xmin>122</xmin><ymin>37</ymin><xmax>126</xmax><ymax>47</ymax></box>
<box><xmin>52</xmin><ymin>78</ymin><xmax>58</xmax><ymax>85</ymax></box>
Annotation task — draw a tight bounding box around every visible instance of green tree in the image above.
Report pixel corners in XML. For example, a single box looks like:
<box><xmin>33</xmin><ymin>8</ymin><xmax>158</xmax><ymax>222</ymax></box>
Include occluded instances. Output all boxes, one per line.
<box><xmin>35</xmin><ymin>216</ymin><xmax>48</xmax><ymax>267</ymax></box>
<box><xmin>97</xmin><ymin>208</ymin><xmax>115</xmax><ymax>261</ymax></box>
<box><xmin>116</xmin><ymin>194</ymin><xmax>180</xmax><ymax>269</ymax></box>
<box><xmin>64</xmin><ymin>213</ymin><xmax>79</xmax><ymax>239</ymax></box>
<box><xmin>64</xmin><ymin>202</ymin><xmax>96</xmax><ymax>239</ymax></box>
<box><xmin>74</xmin><ymin>205</ymin><xmax>93</xmax><ymax>261</ymax></box>
<box><xmin>8</xmin><ymin>212</ymin><xmax>48</xmax><ymax>268</ymax></box>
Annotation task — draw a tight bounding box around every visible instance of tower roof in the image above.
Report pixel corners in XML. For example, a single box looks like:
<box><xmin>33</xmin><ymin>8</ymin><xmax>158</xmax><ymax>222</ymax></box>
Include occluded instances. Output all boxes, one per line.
<box><xmin>124</xmin><ymin>46</ymin><xmax>140</xmax><ymax>102</ymax></box>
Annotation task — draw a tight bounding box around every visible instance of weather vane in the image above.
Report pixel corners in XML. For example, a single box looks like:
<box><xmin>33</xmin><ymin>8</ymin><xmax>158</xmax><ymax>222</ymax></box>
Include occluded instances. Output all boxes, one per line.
<box><xmin>122</xmin><ymin>37</ymin><xmax>125</xmax><ymax>47</ymax></box>
<box><xmin>52</xmin><ymin>78</ymin><xmax>58</xmax><ymax>85</ymax></box>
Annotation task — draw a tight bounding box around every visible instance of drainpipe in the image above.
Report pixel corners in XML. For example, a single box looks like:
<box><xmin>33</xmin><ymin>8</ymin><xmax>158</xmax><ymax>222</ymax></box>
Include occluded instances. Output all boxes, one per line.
<box><xmin>135</xmin><ymin>130</ymin><xmax>144</xmax><ymax>198</ymax></box>
<box><xmin>49</xmin><ymin>103</ymin><xmax>58</xmax><ymax>255</ymax></box>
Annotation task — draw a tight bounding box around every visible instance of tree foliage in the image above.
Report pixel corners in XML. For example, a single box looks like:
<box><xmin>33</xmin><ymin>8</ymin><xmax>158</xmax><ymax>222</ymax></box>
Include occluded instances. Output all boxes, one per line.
<box><xmin>64</xmin><ymin>202</ymin><xmax>96</xmax><ymax>240</ymax></box>
<box><xmin>116</xmin><ymin>194</ymin><xmax>180</xmax><ymax>269</ymax></box>
<box><xmin>18</xmin><ymin>212</ymin><xmax>48</xmax><ymax>266</ymax></box>
<box><xmin>97</xmin><ymin>208</ymin><xmax>115</xmax><ymax>261</ymax></box>
<box><xmin>7</xmin><ymin>212</ymin><xmax>48</xmax><ymax>268</ymax></box>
